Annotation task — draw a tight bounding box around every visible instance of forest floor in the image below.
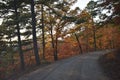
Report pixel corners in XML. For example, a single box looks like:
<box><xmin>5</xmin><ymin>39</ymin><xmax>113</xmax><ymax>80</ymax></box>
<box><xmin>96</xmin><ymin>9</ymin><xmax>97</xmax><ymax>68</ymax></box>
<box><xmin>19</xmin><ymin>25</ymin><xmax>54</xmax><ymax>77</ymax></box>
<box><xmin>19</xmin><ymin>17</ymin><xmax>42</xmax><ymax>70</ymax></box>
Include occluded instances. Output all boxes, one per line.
<box><xmin>18</xmin><ymin>50</ymin><xmax>110</xmax><ymax>80</ymax></box>
<box><xmin>99</xmin><ymin>49</ymin><xmax>120</xmax><ymax>80</ymax></box>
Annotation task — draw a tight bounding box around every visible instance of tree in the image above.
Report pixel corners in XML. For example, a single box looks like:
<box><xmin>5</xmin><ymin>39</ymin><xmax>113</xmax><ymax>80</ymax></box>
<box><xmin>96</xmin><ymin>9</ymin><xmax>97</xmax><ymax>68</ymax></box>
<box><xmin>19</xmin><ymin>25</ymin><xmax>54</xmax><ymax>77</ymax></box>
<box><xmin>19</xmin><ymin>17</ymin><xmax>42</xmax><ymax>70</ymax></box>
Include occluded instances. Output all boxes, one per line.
<box><xmin>86</xmin><ymin>1</ymin><xmax>97</xmax><ymax>51</ymax></box>
<box><xmin>0</xmin><ymin>0</ymin><xmax>34</xmax><ymax>70</ymax></box>
<box><xmin>96</xmin><ymin>0</ymin><xmax>120</xmax><ymax>25</ymax></box>
<box><xmin>48</xmin><ymin>10</ymin><xmax>56</xmax><ymax>61</ymax></box>
<box><xmin>35</xmin><ymin>0</ymin><xmax>77</xmax><ymax>61</ymax></box>
<box><xmin>13</xmin><ymin>0</ymin><xmax>25</xmax><ymax>69</ymax></box>
<box><xmin>30</xmin><ymin>0</ymin><xmax>40</xmax><ymax>65</ymax></box>
<box><xmin>41</xmin><ymin>3</ymin><xmax>45</xmax><ymax>60</ymax></box>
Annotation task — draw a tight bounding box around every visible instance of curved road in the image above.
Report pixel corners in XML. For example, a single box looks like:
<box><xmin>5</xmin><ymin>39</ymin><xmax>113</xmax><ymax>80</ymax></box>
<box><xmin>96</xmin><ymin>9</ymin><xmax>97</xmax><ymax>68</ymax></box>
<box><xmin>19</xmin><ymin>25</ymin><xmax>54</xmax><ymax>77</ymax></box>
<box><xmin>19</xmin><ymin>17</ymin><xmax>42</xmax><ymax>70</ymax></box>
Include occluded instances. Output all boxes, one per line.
<box><xmin>18</xmin><ymin>51</ymin><xmax>110</xmax><ymax>80</ymax></box>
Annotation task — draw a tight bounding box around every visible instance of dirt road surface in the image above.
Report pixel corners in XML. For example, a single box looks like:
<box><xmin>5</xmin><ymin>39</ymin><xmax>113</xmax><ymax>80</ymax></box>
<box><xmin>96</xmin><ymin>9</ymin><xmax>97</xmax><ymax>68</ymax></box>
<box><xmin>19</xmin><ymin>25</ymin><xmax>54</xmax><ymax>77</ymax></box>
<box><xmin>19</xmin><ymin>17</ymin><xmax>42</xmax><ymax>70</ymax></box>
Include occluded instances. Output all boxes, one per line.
<box><xmin>18</xmin><ymin>51</ymin><xmax>110</xmax><ymax>80</ymax></box>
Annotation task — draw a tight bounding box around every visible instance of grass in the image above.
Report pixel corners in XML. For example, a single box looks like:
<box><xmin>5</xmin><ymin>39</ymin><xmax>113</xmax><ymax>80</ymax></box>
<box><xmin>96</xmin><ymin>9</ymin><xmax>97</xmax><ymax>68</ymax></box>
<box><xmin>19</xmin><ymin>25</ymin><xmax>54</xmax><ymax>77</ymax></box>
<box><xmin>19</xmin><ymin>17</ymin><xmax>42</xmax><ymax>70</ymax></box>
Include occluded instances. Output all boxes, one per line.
<box><xmin>99</xmin><ymin>49</ymin><xmax>120</xmax><ymax>80</ymax></box>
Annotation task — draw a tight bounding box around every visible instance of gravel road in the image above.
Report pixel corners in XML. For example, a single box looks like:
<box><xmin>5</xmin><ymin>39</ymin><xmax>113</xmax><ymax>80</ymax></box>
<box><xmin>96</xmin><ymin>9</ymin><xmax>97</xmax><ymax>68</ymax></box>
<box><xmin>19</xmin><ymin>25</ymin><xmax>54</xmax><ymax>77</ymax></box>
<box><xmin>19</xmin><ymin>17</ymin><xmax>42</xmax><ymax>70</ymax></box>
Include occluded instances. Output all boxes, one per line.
<box><xmin>18</xmin><ymin>51</ymin><xmax>110</xmax><ymax>80</ymax></box>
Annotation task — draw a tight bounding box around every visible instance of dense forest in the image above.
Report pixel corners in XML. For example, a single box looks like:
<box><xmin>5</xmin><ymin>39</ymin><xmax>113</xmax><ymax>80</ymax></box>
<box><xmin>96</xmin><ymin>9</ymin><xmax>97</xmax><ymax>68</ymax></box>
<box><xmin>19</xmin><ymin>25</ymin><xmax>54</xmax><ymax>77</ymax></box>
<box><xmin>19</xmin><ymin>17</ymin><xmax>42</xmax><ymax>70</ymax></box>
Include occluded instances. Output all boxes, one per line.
<box><xmin>0</xmin><ymin>0</ymin><xmax>120</xmax><ymax>79</ymax></box>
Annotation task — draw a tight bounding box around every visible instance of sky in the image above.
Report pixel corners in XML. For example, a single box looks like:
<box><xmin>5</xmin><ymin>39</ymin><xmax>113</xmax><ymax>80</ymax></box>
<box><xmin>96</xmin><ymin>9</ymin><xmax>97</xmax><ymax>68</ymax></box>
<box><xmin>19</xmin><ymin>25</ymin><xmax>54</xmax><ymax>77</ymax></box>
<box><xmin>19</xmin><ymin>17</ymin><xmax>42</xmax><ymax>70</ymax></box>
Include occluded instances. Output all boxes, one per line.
<box><xmin>0</xmin><ymin>0</ymin><xmax>91</xmax><ymax>25</ymax></box>
<box><xmin>0</xmin><ymin>18</ymin><xmax>3</xmax><ymax>25</ymax></box>
<box><xmin>72</xmin><ymin>0</ymin><xmax>91</xmax><ymax>10</ymax></box>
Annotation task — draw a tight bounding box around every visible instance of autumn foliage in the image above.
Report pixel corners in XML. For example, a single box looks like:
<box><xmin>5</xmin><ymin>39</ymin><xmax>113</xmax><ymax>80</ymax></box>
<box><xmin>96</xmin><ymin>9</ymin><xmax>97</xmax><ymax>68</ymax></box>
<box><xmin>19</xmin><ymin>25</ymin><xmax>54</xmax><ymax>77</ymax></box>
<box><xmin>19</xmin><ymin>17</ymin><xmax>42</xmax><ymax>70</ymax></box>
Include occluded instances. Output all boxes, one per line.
<box><xmin>0</xmin><ymin>0</ymin><xmax>120</xmax><ymax>79</ymax></box>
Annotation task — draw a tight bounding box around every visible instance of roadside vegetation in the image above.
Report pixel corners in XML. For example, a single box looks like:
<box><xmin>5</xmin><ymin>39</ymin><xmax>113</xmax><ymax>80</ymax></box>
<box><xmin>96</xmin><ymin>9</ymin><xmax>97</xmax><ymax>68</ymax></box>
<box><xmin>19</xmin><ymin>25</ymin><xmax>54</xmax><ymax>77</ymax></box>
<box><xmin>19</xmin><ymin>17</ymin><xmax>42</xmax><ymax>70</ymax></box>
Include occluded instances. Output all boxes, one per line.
<box><xmin>99</xmin><ymin>49</ymin><xmax>120</xmax><ymax>80</ymax></box>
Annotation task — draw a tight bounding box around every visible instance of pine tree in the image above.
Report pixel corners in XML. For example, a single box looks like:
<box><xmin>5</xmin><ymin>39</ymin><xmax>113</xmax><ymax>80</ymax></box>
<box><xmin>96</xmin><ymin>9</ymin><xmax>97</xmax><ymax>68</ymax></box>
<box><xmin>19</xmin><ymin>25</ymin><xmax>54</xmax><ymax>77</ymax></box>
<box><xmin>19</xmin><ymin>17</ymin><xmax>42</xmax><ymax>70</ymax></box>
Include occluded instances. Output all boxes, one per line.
<box><xmin>30</xmin><ymin>0</ymin><xmax>40</xmax><ymax>65</ymax></box>
<box><xmin>13</xmin><ymin>0</ymin><xmax>25</xmax><ymax>69</ymax></box>
<box><xmin>86</xmin><ymin>1</ymin><xmax>98</xmax><ymax>51</ymax></box>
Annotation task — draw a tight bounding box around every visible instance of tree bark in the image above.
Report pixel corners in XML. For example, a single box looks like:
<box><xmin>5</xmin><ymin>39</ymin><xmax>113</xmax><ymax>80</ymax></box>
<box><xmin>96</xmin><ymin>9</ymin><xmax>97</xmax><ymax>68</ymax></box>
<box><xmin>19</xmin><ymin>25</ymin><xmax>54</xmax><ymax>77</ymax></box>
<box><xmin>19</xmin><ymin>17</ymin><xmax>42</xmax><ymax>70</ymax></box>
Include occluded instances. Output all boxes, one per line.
<box><xmin>49</xmin><ymin>10</ymin><xmax>57</xmax><ymax>61</ymax></box>
<box><xmin>30</xmin><ymin>0</ymin><xmax>40</xmax><ymax>65</ymax></box>
<box><xmin>55</xmin><ymin>33</ymin><xmax>58</xmax><ymax>61</ymax></box>
<box><xmin>50</xmin><ymin>25</ymin><xmax>57</xmax><ymax>61</ymax></box>
<box><xmin>85</xmin><ymin>26</ymin><xmax>89</xmax><ymax>52</ymax></box>
<box><xmin>41</xmin><ymin>4</ymin><xmax>45</xmax><ymax>60</ymax></box>
<box><xmin>14</xmin><ymin>0</ymin><xmax>25</xmax><ymax>70</ymax></box>
<box><xmin>93</xmin><ymin>26</ymin><xmax>97</xmax><ymax>51</ymax></box>
<box><xmin>74</xmin><ymin>33</ymin><xmax>83</xmax><ymax>54</ymax></box>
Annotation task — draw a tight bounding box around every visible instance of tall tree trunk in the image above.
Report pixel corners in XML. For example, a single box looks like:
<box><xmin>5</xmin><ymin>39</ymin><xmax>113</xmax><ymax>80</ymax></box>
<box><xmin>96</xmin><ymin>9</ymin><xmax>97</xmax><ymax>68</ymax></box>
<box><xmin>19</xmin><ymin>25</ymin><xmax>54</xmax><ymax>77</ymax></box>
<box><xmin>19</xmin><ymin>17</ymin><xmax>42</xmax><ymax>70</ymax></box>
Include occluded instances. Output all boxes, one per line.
<box><xmin>99</xmin><ymin>39</ymin><xmax>102</xmax><ymax>50</ymax></box>
<box><xmin>111</xmin><ymin>30</ymin><xmax>114</xmax><ymax>49</ymax></box>
<box><xmin>8</xmin><ymin>26</ymin><xmax>14</xmax><ymax>65</ymax></box>
<box><xmin>85</xmin><ymin>26</ymin><xmax>89</xmax><ymax>52</ymax></box>
<box><xmin>41</xmin><ymin>4</ymin><xmax>45</xmax><ymax>60</ymax></box>
<box><xmin>93</xmin><ymin>26</ymin><xmax>97</xmax><ymax>51</ymax></box>
<box><xmin>9</xmin><ymin>35</ymin><xmax>14</xmax><ymax>65</ymax></box>
<box><xmin>30</xmin><ymin>0</ymin><xmax>40</xmax><ymax>65</ymax></box>
<box><xmin>49</xmin><ymin>10</ymin><xmax>56</xmax><ymax>61</ymax></box>
<box><xmin>55</xmin><ymin>33</ymin><xmax>58</xmax><ymax>61</ymax></box>
<box><xmin>13</xmin><ymin>0</ymin><xmax>25</xmax><ymax>70</ymax></box>
<box><xmin>50</xmin><ymin>25</ymin><xmax>57</xmax><ymax>61</ymax></box>
<box><xmin>74</xmin><ymin>33</ymin><xmax>83</xmax><ymax>54</ymax></box>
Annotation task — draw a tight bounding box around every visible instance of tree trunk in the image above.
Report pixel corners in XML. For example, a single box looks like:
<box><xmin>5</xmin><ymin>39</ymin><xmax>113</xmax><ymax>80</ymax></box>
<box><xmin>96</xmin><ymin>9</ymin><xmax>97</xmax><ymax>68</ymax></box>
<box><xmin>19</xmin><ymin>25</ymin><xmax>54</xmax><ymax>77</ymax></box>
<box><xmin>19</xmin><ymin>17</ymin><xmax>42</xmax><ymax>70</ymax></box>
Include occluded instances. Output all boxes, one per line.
<box><xmin>49</xmin><ymin>10</ymin><xmax>56</xmax><ymax>61</ymax></box>
<box><xmin>9</xmin><ymin>36</ymin><xmax>14</xmax><ymax>65</ymax></box>
<box><xmin>74</xmin><ymin>33</ymin><xmax>83</xmax><ymax>54</ymax></box>
<box><xmin>50</xmin><ymin>24</ymin><xmax>57</xmax><ymax>61</ymax></box>
<box><xmin>99</xmin><ymin>39</ymin><xmax>102</xmax><ymax>50</ymax></box>
<box><xmin>85</xmin><ymin>26</ymin><xmax>89</xmax><ymax>52</ymax></box>
<box><xmin>41</xmin><ymin>4</ymin><xmax>45</xmax><ymax>60</ymax></box>
<box><xmin>93</xmin><ymin>26</ymin><xmax>97</xmax><ymax>51</ymax></box>
<box><xmin>30</xmin><ymin>0</ymin><xmax>40</xmax><ymax>65</ymax></box>
<box><xmin>14</xmin><ymin>0</ymin><xmax>25</xmax><ymax>70</ymax></box>
<box><xmin>55</xmin><ymin>33</ymin><xmax>58</xmax><ymax>61</ymax></box>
